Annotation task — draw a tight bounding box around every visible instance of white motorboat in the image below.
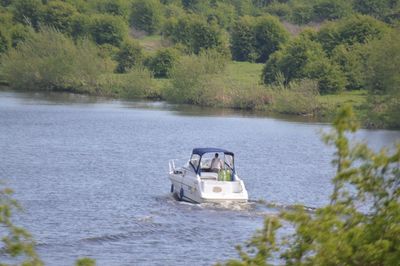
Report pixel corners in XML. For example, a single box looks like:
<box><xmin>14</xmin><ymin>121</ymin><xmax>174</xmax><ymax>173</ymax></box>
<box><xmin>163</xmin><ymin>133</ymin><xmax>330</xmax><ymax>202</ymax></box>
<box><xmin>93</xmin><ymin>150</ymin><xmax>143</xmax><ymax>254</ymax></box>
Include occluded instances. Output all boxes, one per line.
<box><xmin>168</xmin><ymin>148</ymin><xmax>248</xmax><ymax>203</ymax></box>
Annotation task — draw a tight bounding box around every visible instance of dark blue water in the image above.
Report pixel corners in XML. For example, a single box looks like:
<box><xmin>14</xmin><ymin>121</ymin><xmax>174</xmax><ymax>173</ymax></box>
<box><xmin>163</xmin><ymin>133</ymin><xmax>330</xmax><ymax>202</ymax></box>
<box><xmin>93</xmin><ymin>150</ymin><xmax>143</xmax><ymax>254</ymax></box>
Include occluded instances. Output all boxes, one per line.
<box><xmin>0</xmin><ymin>92</ymin><xmax>399</xmax><ymax>265</ymax></box>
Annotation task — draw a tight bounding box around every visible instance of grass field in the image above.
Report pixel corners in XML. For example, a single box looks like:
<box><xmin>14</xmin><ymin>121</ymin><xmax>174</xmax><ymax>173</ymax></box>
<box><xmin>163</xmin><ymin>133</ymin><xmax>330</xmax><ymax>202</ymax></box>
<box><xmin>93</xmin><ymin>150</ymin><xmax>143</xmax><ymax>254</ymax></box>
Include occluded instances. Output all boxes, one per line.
<box><xmin>317</xmin><ymin>90</ymin><xmax>367</xmax><ymax>110</ymax></box>
<box><xmin>224</xmin><ymin>61</ymin><xmax>264</xmax><ymax>85</ymax></box>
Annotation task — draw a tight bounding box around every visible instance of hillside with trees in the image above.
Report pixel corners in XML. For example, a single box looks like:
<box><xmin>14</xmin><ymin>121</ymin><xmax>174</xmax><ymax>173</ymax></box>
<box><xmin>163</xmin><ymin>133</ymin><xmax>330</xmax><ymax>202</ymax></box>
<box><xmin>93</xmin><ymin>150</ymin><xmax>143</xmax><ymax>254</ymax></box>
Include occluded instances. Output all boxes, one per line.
<box><xmin>0</xmin><ymin>0</ymin><xmax>399</xmax><ymax>128</ymax></box>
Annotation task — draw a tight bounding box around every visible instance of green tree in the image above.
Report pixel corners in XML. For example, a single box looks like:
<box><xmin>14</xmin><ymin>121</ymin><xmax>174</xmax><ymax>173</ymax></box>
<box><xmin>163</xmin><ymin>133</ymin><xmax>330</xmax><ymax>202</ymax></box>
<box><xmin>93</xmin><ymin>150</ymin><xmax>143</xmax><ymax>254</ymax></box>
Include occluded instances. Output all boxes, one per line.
<box><xmin>230</xmin><ymin>15</ymin><xmax>289</xmax><ymax>62</ymax></box>
<box><xmin>353</xmin><ymin>0</ymin><xmax>395</xmax><ymax>20</ymax></box>
<box><xmin>312</xmin><ymin>0</ymin><xmax>352</xmax><ymax>22</ymax></box>
<box><xmin>221</xmin><ymin>105</ymin><xmax>400</xmax><ymax>265</ymax></box>
<box><xmin>316</xmin><ymin>15</ymin><xmax>390</xmax><ymax>54</ymax></box>
<box><xmin>364</xmin><ymin>32</ymin><xmax>400</xmax><ymax>128</ymax></box>
<box><xmin>230</xmin><ymin>16</ymin><xmax>257</xmax><ymax>62</ymax></box>
<box><xmin>130</xmin><ymin>0</ymin><xmax>163</xmax><ymax>34</ymax></box>
<box><xmin>42</xmin><ymin>1</ymin><xmax>77</xmax><ymax>34</ymax></box>
<box><xmin>12</xmin><ymin>0</ymin><xmax>43</xmax><ymax>30</ymax></box>
<box><xmin>90</xmin><ymin>14</ymin><xmax>127</xmax><ymax>46</ymax></box>
<box><xmin>1</xmin><ymin>27</ymin><xmax>112</xmax><ymax>93</ymax></box>
<box><xmin>115</xmin><ymin>40</ymin><xmax>143</xmax><ymax>73</ymax></box>
<box><xmin>164</xmin><ymin>15</ymin><xmax>227</xmax><ymax>54</ymax></box>
<box><xmin>253</xmin><ymin>15</ymin><xmax>289</xmax><ymax>63</ymax></box>
<box><xmin>146</xmin><ymin>48</ymin><xmax>179</xmax><ymax>78</ymax></box>
<box><xmin>331</xmin><ymin>44</ymin><xmax>365</xmax><ymax>90</ymax></box>
<box><xmin>96</xmin><ymin>0</ymin><xmax>128</xmax><ymax>17</ymax></box>
<box><xmin>262</xmin><ymin>35</ymin><xmax>346</xmax><ymax>94</ymax></box>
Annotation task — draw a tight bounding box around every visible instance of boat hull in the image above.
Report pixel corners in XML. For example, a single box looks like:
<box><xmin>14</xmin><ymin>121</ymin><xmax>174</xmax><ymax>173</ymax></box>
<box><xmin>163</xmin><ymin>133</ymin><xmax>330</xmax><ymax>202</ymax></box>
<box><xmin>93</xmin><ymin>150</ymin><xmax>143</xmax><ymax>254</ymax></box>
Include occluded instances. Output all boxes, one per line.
<box><xmin>169</xmin><ymin>172</ymin><xmax>248</xmax><ymax>204</ymax></box>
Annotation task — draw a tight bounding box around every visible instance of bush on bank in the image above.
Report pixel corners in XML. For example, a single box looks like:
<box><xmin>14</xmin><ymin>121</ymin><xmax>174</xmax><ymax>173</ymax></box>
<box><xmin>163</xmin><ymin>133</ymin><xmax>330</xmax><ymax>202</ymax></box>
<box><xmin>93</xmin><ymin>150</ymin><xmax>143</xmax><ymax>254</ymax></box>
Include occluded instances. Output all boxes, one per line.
<box><xmin>0</xmin><ymin>27</ymin><xmax>112</xmax><ymax>93</ymax></box>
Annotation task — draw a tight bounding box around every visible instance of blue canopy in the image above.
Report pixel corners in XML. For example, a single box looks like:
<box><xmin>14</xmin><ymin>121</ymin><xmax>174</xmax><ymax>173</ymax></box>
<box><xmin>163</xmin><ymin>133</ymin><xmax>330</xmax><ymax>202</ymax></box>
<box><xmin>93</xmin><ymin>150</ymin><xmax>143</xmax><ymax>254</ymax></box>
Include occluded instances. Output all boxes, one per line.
<box><xmin>192</xmin><ymin>148</ymin><xmax>234</xmax><ymax>156</ymax></box>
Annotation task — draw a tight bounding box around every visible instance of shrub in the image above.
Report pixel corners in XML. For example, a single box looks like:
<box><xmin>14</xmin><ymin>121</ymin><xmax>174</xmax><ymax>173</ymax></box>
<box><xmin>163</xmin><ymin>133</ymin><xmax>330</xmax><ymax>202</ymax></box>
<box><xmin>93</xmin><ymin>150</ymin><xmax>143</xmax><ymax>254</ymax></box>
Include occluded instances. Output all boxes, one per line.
<box><xmin>89</xmin><ymin>14</ymin><xmax>128</xmax><ymax>46</ymax></box>
<box><xmin>0</xmin><ymin>29</ymin><xmax>9</xmax><ymax>54</ymax></box>
<box><xmin>229</xmin><ymin>16</ymin><xmax>257</xmax><ymax>62</ymax></box>
<box><xmin>290</xmin><ymin>2</ymin><xmax>313</xmax><ymax>24</ymax></box>
<box><xmin>96</xmin><ymin>0</ymin><xmax>128</xmax><ymax>17</ymax></box>
<box><xmin>363</xmin><ymin>32</ymin><xmax>400</xmax><ymax>128</ymax></box>
<box><xmin>221</xmin><ymin>106</ymin><xmax>400</xmax><ymax>265</ymax></box>
<box><xmin>262</xmin><ymin>35</ymin><xmax>346</xmax><ymax>94</ymax></box>
<box><xmin>353</xmin><ymin>0</ymin><xmax>394</xmax><ymax>20</ymax></box>
<box><xmin>130</xmin><ymin>0</ymin><xmax>163</xmax><ymax>34</ymax></box>
<box><xmin>312</xmin><ymin>0</ymin><xmax>352</xmax><ymax>22</ymax></box>
<box><xmin>253</xmin><ymin>15</ymin><xmax>290</xmax><ymax>62</ymax></box>
<box><xmin>98</xmin><ymin>68</ymin><xmax>156</xmax><ymax>99</ymax></box>
<box><xmin>42</xmin><ymin>1</ymin><xmax>77</xmax><ymax>34</ymax></box>
<box><xmin>145</xmin><ymin>48</ymin><xmax>180</xmax><ymax>78</ymax></box>
<box><xmin>9</xmin><ymin>24</ymin><xmax>32</xmax><ymax>48</ymax></box>
<box><xmin>115</xmin><ymin>40</ymin><xmax>143</xmax><ymax>73</ymax></box>
<box><xmin>265</xmin><ymin>2</ymin><xmax>292</xmax><ymax>19</ymax></box>
<box><xmin>70</xmin><ymin>13</ymin><xmax>91</xmax><ymax>40</ymax></box>
<box><xmin>316</xmin><ymin>15</ymin><xmax>390</xmax><ymax>53</ymax></box>
<box><xmin>11</xmin><ymin>0</ymin><xmax>43</xmax><ymax>30</ymax></box>
<box><xmin>163</xmin><ymin>15</ymin><xmax>228</xmax><ymax>54</ymax></box>
<box><xmin>230</xmin><ymin>15</ymin><xmax>289</xmax><ymax>62</ymax></box>
<box><xmin>164</xmin><ymin>50</ymin><xmax>227</xmax><ymax>104</ymax></box>
<box><xmin>271</xmin><ymin>79</ymin><xmax>320</xmax><ymax>115</ymax></box>
<box><xmin>0</xmin><ymin>27</ymin><xmax>111</xmax><ymax>93</ymax></box>
<box><xmin>331</xmin><ymin>44</ymin><xmax>365</xmax><ymax>90</ymax></box>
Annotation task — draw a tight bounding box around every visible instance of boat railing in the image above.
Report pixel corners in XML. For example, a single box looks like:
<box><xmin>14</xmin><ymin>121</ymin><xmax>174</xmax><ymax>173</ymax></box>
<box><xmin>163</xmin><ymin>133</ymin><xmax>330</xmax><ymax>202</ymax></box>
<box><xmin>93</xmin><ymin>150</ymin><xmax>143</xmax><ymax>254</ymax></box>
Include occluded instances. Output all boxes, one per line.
<box><xmin>169</xmin><ymin>159</ymin><xmax>186</xmax><ymax>175</ymax></box>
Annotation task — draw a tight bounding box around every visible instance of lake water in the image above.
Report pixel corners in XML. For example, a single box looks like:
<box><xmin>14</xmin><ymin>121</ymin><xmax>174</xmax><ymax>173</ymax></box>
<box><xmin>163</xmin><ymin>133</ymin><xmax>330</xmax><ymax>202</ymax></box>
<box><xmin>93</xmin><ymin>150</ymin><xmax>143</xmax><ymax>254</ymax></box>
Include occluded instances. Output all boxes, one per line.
<box><xmin>0</xmin><ymin>91</ymin><xmax>399</xmax><ymax>266</ymax></box>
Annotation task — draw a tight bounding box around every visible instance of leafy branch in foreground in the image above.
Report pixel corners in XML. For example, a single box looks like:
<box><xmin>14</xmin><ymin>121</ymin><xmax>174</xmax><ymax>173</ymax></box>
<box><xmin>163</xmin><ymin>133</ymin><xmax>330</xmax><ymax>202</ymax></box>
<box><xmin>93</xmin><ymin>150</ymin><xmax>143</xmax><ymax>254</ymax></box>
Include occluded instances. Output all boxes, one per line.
<box><xmin>0</xmin><ymin>184</ymin><xmax>96</xmax><ymax>266</ymax></box>
<box><xmin>219</xmin><ymin>105</ymin><xmax>400</xmax><ymax>265</ymax></box>
<box><xmin>0</xmin><ymin>185</ymin><xmax>42</xmax><ymax>266</ymax></box>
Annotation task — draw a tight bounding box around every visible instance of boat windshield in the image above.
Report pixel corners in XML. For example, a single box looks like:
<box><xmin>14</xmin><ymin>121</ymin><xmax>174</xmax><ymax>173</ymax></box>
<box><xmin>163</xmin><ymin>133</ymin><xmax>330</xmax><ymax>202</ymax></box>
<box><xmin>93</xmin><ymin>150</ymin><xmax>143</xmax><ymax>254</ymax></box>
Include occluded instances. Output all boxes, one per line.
<box><xmin>198</xmin><ymin>152</ymin><xmax>234</xmax><ymax>172</ymax></box>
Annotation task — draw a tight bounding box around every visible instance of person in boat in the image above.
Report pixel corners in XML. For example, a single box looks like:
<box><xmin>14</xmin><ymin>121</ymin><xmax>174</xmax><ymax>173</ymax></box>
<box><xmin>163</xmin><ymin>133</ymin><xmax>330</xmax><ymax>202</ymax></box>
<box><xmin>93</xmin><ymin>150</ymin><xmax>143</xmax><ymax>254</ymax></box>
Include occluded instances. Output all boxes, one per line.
<box><xmin>210</xmin><ymin>153</ymin><xmax>223</xmax><ymax>173</ymax></box>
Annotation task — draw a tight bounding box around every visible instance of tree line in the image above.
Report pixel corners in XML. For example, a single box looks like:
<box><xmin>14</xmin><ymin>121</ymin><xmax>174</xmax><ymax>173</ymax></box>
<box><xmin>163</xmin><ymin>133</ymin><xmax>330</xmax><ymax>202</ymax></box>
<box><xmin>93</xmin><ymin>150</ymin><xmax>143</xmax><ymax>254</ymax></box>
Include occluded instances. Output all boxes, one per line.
<box><xmin>0</xmin><ymin>0</ymin><xmax>399</xmax><ymax>127</ymax></box>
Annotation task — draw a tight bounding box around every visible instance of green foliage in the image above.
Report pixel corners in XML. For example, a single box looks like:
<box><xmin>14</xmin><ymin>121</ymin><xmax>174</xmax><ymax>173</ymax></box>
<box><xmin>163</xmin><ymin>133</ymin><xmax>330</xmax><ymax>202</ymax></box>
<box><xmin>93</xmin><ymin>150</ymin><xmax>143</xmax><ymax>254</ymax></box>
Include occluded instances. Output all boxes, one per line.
<box><xmin>75</xmin><ymin>258</ymin><xmax>96</xmax><ymax>266</ymax></box>
<box><xmin>130</xmin><ymin>0</ymin><xmax>163</xmax><ymax>34</ymax></box>
<box><xmin>0</xmin><ymin>184</ymin><xmax>43</xmax><ymax>266</ymax></box>
<box><xmin>98</xmin><ymin>68</ymin><xmax>157</xmax><ymax>99</ymax></box>
<box><xmin>253</xmin><ymin>15</ymin><xmax>290</xmax><ymax>63</ymax></box>
<box><xmin>203</xmin><ymin>2</ymin><xmax>237</xmax><ymax>30</ymax></box>
<box><xmin>9</xmin><ymin>24</ymin><xmax>33</xmax><ymax>48</ymax></box>
<box><xmin>230</xmin><ymin>16</ymin><xmax>257</xmax><ymax>62</ymax></box>
<box><xmin>115</xmin><ymin>40</ymin><xmax>143</xmax><ymax>73</ymax></box>
<box><xmin>164</xmin><ymin>49</ymin><xmax>228</xmax><ymax>104</ymax></box>
<box><xmin>265</xmin><ymin>2</ymin><xmax>291</xmax><ymax>18</ymax></box>
<box><xmin>312</xmin><ymin>0</ymin><xmax>352</xmax><ymax>22</ymax></box>
<box><xmin>331</xmin><ymin>44</ymin><xmax>365</xmax><ymax>90</ymax></box>
<box><xmin>95</xmin><ymin>0</ymin><xmax>128</xmax><ymax>17</ymax></box>
<box><xmin>145</xmin><ymin>48</ymin><xmax>180</xmax><ymax>78</ymax></box>
<box><xmin>11</xmin><ymin>0</ymin><xmax>43</xmax><ymax>30</ymax></box>
<box><xmin>271</xmin><ymin>79</ymin><xmax>320</xmax><ymax>115</ymax></box>
<box><xmin>42</xmin><ymin>1</ymin><xmax>77</xmax><ymax>34</ymax></box>
<box><xmin>263</xmin><ymin>35</ymin><xmax>346</xmax><ymax>94</ymax></box>
<box><xmin>164</xmin><ymin>15</ymin><xmax>227</xmax><ymax>54</ymax></box>
<box><xmin>316</xmin><ymin>15</ymin><xmax>390</xmax><ymax>54</ymax></box>
<box><xmin>230</xmin><ymin>15</ymin><xmax>289</xmax><ymax>63</ymax></box>
<box><xmin>70</xmin><ymin>13</ymin><xmax>91</xmax><ymax>40</ymax></box>
<box><xmin>218</xmin><ymin>218</ymin><xmax>280</xmax><ymax>266</ymax></box>
<box><xmin>353</xmin><ymin>0</ymin><xmax>396</xmax><ymax>20</ymax></box>
<box><xmin>363</xmin><ymin>32</ymin><xmax>400</xmax><ymax>128</ymax></box>
<box><xmin>0</xmin><ymin>29</ymin><xmax>9</xmax><ymax>54</ymax></box>
<box><xmin>0</xmin><ymin>27</ymin><xmax>111</xmax><ymax>93</ymax></box>
<box><xmin>222</xmin><ymin>105</ymin><xmax>400</xmax><ymax>265</ymax></box>
<box><xmin>289</xmin><ymin>1</ymin><xmax>313</xmax><ymax>24</ymax></box>
<box><xmin>89</xmin><ymin>14</ymin><xmax>127</xmax><ymax>46</ymax></box>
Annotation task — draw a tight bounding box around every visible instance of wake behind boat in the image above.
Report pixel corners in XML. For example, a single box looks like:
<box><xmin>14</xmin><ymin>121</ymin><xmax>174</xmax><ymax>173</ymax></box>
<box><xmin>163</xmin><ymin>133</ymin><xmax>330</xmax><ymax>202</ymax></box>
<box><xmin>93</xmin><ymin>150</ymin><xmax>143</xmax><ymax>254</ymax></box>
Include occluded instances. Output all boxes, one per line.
<box><xmin>168</xmin><ymin>148</ymin><xmax>248</xmax><ymax>203</ymax></box>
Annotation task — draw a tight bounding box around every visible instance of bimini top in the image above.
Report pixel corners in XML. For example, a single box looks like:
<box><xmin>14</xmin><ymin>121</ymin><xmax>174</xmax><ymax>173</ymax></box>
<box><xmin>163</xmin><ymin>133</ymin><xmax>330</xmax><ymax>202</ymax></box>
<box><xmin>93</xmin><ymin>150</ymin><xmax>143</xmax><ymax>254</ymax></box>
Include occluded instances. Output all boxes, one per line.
<box><xmin>192</xmin><ymin>148</ymin><xmax>234</xmax><ymax>156</ymax></box>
